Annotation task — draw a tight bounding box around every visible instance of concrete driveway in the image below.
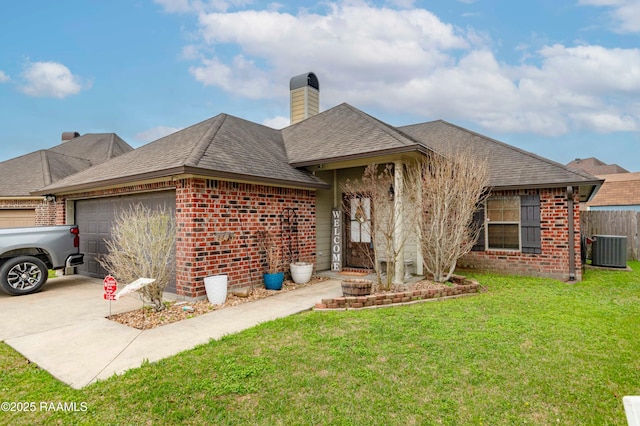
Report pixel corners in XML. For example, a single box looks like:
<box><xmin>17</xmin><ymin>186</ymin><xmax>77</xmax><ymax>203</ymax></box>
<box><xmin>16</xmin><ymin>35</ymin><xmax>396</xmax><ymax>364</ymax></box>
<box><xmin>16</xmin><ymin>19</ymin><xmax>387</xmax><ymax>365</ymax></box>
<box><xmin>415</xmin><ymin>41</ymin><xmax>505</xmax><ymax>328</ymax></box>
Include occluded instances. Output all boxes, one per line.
<box><xmin>0</xmin><ymin>274</ymin><xmax>342</xmax><ymax>389</ymax></box>
<box><xmin>0</xmin><ymin>275</ymin><xmax>141</xmax><ymax>341</ymax></box>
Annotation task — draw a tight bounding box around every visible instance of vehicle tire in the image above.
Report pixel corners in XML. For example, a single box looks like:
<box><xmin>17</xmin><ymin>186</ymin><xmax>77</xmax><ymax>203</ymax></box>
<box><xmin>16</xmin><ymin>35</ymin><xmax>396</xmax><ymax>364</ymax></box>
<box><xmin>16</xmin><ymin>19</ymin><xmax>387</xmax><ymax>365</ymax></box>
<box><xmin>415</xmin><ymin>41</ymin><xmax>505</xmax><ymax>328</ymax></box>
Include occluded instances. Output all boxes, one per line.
<box><xmin>0</xmin><ymin>256</ymin><xmax>48</xmax><ymax>295</ymax></box>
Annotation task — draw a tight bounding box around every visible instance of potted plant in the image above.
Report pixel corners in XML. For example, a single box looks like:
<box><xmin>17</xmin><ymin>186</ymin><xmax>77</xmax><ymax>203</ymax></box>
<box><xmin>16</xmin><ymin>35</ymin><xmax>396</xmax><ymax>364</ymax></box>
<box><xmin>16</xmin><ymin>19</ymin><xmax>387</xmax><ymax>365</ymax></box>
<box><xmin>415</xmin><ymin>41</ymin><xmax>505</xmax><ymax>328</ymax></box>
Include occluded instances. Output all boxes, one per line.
<box><xmin>290</xmin><ymin>259</ymin><xmax>314</xmax><ymax>284</ymax></box>
<box><xmin>341</xmin><ymin>278</ymin><xmax>373</xmax><ymax>296</ymax></box>
<box><xmin>257</xmin><ymin>228</ymin><xmax>284</xmax><ymax>290</ymax></box>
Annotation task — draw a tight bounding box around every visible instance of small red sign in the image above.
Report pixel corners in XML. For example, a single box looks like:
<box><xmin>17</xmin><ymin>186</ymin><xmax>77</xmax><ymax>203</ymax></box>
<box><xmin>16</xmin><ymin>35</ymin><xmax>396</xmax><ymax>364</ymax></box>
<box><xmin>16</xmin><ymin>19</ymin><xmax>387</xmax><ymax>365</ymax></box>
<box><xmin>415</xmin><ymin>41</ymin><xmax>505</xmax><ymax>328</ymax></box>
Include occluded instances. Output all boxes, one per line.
<box><xmin>104</xmin><ymin>275</ymin><xmax>117</xmax><ymax>300</ymax></box>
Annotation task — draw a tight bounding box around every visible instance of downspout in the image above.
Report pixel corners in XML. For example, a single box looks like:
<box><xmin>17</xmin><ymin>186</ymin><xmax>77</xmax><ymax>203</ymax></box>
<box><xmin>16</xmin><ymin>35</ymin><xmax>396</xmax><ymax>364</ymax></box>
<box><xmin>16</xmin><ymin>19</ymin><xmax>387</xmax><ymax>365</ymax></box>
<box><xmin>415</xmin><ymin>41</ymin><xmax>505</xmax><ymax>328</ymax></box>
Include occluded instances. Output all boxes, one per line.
<box><xmin>567</xmin><ymin>186</ymin><xmax>576</xmax><ymax>281</ymax></box>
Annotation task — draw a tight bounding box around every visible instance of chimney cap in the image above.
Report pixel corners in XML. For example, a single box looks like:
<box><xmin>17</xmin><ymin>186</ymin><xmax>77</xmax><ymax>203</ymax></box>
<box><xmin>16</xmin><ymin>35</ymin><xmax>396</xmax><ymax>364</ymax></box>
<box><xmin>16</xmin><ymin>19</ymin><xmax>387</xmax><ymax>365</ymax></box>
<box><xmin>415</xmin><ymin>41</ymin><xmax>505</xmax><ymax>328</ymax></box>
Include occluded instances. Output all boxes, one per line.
<box><xmin>61</xmin><ymin>131</ymin><xmax>80</xmax><ymax>142</ymax></box>
<box><xmin>290</xmin><ymin>72</ymin><xmax>319</xmax><ymax>91</ymax></box>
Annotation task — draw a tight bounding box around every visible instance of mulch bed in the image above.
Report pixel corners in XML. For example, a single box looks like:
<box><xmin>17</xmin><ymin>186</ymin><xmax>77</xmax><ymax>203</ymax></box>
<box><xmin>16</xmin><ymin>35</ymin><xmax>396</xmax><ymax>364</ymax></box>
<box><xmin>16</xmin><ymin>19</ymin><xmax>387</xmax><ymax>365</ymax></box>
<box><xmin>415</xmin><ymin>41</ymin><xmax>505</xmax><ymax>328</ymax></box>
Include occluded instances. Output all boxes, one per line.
<box><xmin>107</xmin><ymin>276</ymin><xmax>330</xmax><ymax>330</ymax></box>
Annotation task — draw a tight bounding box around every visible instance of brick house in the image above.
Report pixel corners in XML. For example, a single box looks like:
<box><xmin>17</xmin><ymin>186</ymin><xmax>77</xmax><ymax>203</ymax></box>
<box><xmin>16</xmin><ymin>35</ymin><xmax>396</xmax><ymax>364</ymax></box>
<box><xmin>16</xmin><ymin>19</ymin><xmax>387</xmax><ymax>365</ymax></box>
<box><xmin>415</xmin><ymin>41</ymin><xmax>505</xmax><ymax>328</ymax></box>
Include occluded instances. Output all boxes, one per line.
<box><xmin>33</xmin><ymin>73</ymin><xmax>601</xmax><ymax>297</ymax></box>
<box><xmin>0</xmin><ymin>133</ymin><xmax>132</xmax><ymax>228</ymax></box>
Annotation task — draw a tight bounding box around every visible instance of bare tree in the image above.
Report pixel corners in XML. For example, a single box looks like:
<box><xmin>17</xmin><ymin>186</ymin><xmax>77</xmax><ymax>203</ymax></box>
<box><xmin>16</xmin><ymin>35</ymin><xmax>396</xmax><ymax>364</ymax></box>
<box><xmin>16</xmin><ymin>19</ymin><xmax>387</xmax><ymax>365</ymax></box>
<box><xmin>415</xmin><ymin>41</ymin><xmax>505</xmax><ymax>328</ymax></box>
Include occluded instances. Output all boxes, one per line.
<box><xmin>342</xmin><ymin>163</ymin><xmax>420</xmax><ymax>291</ymax></box>
<box><xmin>419</xmin><ymin>150</ymin><xmax>489</xmax><ymax>283</ymax></box>
<box><xmin>99</xmin><ymin>204</ymin><xmax>176</xmax><ymax>311</ymax></box>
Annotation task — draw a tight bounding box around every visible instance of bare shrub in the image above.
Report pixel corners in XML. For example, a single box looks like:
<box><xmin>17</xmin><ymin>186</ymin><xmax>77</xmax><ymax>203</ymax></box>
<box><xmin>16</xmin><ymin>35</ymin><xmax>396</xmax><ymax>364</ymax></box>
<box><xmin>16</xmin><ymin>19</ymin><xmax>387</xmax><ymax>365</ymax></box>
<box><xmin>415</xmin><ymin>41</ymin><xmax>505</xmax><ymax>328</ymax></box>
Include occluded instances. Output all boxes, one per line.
<box><xmin>419</xmin><ymin>150</ymin><xmax>489</xmax><ymax>283</ymax></box>
<box><xmin>99</xmin><ymin>204</ymin><xmax>176</xmax><ymax>311</ymax></box>
<box><xmin>255</xmin><ymin>227</ymin><xmax>282</xmax><ymax>274</ymax></box>
<box><xmin>342</xmin><ymin>163</ymin><xmax>420</xmax><ymax>290</ymax></box>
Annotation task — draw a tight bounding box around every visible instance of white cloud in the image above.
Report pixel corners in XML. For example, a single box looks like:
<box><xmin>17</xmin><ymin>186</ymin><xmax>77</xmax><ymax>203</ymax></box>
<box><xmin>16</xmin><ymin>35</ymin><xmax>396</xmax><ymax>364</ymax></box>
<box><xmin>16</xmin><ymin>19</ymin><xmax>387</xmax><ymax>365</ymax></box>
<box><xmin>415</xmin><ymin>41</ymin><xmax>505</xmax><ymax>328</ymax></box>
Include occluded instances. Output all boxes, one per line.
<box><xmin>0</xmin><ymin>71</ymin><xmax>9</xmax><ymax>83</ymax></box>
<box><xmin>135</xmin><ymin>126</ymin><xmax>182</xmax><ymax>143</ymax></box>
<box><xmin>189</xmin><ymin>55</ymin><xmax>273</xmax><ymax>98</ymax></box>
<box><xmin>190</xmin><ymin>3</ymin><xmax>468</xmax><ymax>100</ymax></box>
<box><xmin>579</xmin><ymin>0</ymin><xmax>640</xmax><ymax>33</ymax></box>
<box><xmin>262</xmin><ymin>115</ymin><xmax>289</xmax><ymax>129</ymax></box>
<box><xmin>166</xmin><ymin>1</ymin><xmax>640</xmax><ymax>137</ymax></box>
<box><xmin>19</xmin><ymin>61</ymin><xmax>86</xmax><ymax>99</ymax></box>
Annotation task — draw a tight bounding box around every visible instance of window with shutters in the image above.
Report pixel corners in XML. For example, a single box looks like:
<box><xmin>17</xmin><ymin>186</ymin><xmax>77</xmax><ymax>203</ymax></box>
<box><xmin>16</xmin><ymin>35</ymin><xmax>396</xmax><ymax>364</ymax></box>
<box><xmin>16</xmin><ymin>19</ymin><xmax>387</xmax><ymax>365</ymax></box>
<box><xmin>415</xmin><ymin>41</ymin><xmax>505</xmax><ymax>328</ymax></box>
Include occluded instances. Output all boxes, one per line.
<box><xmin>474</xmin><ymin>194</ymin><xmax>542</xmax><ymax>253</ymax></box>
<box><xmin>486</xmin><ymin>196</ymin><xmax>520</xmax><ymax>250</ymax></box>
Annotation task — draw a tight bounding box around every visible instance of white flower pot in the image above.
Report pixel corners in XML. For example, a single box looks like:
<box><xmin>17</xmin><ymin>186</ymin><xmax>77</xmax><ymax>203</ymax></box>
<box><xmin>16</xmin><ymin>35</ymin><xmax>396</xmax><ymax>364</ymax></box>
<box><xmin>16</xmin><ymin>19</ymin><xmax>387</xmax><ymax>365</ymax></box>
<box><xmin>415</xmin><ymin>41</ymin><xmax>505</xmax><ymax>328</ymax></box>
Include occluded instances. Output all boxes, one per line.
<box><xmin>290</xmin><ymin>262</ymin><xmax>313</xmax><ymax>284</ymax></box>
<box><xmin>204</xmin><ymin>275</ymin><xmax>228</xmax><ymax>305</ymax></box>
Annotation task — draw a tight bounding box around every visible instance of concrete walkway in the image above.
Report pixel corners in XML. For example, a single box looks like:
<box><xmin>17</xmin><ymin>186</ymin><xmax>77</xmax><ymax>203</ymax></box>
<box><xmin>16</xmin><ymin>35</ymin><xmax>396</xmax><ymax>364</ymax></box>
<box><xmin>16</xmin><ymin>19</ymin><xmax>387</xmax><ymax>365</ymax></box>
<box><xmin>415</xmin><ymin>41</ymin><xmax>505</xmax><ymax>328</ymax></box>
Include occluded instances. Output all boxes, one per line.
<box><xmin>0</xmin><ymin>275</ymin><xmax>342</xmax><ymax>389</ymax></box>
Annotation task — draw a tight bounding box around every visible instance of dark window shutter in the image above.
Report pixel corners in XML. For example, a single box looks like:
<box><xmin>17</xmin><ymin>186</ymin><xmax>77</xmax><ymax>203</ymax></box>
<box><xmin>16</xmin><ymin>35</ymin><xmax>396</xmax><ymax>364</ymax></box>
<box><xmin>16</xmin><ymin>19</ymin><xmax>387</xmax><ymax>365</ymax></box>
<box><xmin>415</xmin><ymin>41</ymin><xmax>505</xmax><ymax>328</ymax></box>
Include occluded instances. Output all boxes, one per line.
<box><xmin>520</xmin><ymin>194</ymin><xmax>541</xmax><ymax>254</ymax></box>
<box><xmin>471</xmin><ymin>207</ymin><xmax>485</xmax><ymax>252</ymax></box>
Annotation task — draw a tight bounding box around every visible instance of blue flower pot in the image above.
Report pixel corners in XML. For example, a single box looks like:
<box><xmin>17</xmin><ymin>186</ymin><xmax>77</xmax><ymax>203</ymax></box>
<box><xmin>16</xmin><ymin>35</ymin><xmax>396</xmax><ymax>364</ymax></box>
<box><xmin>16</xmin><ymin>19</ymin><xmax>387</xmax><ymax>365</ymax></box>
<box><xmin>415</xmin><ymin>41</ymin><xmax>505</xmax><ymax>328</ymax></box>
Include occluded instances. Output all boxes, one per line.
<box><xmin>263</xmin><ymin>272</ymin><xmax>284</xmax><ymax>290</ymax></box>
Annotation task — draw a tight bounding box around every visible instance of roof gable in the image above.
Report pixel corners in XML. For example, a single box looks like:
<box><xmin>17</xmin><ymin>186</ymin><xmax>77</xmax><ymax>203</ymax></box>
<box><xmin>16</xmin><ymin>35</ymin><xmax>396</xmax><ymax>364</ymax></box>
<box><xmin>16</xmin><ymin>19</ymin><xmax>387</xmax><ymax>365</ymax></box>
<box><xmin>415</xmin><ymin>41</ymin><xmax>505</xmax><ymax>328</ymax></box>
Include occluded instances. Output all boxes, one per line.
<box><xmin>282</xmin><ymin>103</ymin><xmax>421</xmax><ymax>166</ymax></box>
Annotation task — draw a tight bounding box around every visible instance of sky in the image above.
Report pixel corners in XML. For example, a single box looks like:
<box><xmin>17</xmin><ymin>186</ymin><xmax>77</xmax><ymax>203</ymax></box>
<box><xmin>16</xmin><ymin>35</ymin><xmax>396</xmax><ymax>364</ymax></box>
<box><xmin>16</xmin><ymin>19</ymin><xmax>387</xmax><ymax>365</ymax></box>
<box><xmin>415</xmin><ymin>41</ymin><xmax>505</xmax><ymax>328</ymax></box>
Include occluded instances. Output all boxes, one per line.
<box><xmin>1</xmin><ymin>0</ymin><xmax>639</xmax><ymax>172</ymax></box>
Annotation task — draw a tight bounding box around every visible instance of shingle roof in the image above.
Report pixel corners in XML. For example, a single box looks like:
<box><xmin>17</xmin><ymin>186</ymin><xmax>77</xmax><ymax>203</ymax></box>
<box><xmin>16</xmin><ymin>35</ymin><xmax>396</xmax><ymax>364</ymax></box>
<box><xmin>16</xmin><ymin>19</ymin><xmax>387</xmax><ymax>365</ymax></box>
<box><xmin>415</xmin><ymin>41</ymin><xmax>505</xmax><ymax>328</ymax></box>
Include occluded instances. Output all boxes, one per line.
<box><xmin>399</xmin><ymin>120</ymin><xmax>601</xmax><ymax>189</ymax></box>
<box><xmin>32</xmin><ymin>104</ymin><xmax>601</xmax><ymax>197</ymax></box>
<box><xmin>0</xmin><ymin>133</ymin><xmax>132</xmax><ymax>197</ymax></box>
<box><xmin>36</xmin><ymin>114</ymin><xmax>329</xmax><ymax>194</ymax></box>
<box><xmin>0</xmin><ymin>151</ymin><xmax>90</xmax><ymax>196</ymax></box>
<box><xmin>586</xmin><ymin>172</ymin><xmax>640</xmax><ymax>207</ymax></box>
<box><xmin>49</xmin><ymin>133</ymin><xmax>133</xmax><ymax>166</ymax></box>
<box><xmin>566</xmin><ymin>157</ymin><xmax>629</xmax><ymax>175</ymax></box>
<box><xmin>282</xmin><ymin>103</ymin><xmax>422</xmax><ymax>166</ymax></box>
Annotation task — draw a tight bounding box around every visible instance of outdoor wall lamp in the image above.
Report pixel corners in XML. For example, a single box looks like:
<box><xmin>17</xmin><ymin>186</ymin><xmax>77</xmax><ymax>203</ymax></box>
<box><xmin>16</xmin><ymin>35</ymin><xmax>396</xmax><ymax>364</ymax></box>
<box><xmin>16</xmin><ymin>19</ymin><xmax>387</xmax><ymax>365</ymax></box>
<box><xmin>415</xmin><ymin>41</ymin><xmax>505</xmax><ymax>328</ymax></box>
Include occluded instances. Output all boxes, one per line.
<box><xmin>45</xmin><ymin>194</ymin><xmax>56</xmax><ymax>203</ymax></box>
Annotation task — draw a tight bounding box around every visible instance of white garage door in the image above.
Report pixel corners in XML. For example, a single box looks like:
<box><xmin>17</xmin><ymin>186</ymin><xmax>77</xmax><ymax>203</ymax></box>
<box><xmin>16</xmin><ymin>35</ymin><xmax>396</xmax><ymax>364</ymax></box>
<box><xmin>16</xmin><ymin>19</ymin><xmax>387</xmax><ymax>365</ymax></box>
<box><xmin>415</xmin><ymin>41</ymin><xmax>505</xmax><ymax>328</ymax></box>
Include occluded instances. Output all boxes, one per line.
<box><xmin>75</xmin><ymin>191</ymin><xmax>176</xmax><ymax>292</ymax></box>
<box><xmin>0</xmin><ymin>209</ymin><xmax>36</xmax><ymax>228</ymax></box>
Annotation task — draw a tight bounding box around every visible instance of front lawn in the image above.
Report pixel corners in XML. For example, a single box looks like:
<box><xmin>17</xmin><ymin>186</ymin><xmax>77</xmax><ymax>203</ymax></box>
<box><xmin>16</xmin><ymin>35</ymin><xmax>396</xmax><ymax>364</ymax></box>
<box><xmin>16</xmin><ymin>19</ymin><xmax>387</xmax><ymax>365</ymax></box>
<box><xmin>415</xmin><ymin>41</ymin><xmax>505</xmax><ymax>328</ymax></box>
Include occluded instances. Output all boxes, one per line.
<box><xmin>2</xmin><ymin>262</ymin><xmax>639</xmax><ymax>425</ymax></box>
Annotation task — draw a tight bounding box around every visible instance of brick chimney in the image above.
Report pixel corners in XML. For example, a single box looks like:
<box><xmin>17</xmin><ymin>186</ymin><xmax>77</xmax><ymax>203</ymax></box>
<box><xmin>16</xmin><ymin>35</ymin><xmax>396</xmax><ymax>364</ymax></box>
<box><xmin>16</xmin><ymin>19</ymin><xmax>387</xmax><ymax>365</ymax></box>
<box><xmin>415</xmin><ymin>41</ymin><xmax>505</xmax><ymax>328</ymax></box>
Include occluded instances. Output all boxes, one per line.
<box><xmin>290</xmin><ymin>72</ymin><xmax>319</xmax><ymax>125</ymax></box>
<box><xmin>61</xmin><ymin>131</ymin><xmax>80</xmax><ymax>142</ymax></box>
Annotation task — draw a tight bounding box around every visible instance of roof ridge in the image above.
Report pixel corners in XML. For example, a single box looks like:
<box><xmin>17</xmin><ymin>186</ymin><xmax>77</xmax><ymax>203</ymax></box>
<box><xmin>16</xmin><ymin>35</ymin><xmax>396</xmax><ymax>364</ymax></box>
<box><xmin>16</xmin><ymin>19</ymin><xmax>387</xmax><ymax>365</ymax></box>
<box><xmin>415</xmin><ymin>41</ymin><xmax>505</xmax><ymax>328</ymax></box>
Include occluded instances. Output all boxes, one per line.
<box><xmin>40</xmin><ymin>151</ymin><xmax>52</xmax><ymax>186</ymax></box>
<box><xmin>44</xmin><ymin>147</ymin><xmax>93</xmax><ymax>165</ymax></box>
<box><xmin>184</xmin><ymin>114</ymin><xmax>227</xmax><ymax>167</ymax></box>
<box><xmin>105</xmin><ymin>133</ymin><xmax>115</xmax><ymax>162</ymax></box>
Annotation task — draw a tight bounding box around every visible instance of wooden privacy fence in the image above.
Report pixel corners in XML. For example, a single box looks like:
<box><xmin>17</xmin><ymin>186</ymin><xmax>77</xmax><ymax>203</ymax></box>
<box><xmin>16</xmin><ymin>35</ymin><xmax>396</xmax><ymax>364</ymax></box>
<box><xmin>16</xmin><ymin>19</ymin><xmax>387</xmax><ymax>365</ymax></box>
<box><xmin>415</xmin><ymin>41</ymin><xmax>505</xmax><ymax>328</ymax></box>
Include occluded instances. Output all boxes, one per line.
<box><xmin>580</xmin><ymin>210</ymin><xmax>640</xmax><ymax>261</ymax></box>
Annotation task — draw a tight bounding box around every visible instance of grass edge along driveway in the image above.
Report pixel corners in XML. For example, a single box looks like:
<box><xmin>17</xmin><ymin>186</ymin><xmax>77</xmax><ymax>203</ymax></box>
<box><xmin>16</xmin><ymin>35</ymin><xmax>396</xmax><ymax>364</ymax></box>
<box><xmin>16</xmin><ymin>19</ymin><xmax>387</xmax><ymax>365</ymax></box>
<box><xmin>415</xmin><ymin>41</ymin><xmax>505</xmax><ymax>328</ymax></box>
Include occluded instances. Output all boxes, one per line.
<box><xmin>1</xmin><ymin>262</ymin><xmax>639</xmax><ymax>425</ymax></box>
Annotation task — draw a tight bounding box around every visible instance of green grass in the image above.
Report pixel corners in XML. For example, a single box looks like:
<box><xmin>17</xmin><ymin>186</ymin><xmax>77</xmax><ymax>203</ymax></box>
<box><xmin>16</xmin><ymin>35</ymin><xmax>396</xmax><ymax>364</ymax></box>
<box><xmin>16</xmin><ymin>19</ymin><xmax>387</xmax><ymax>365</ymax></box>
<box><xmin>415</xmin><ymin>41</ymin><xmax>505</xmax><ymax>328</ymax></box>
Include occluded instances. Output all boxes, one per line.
<box><xmin>2</xmin><ymin>262</ymin><xmax>640</xmax><ymax>425</ymax></box>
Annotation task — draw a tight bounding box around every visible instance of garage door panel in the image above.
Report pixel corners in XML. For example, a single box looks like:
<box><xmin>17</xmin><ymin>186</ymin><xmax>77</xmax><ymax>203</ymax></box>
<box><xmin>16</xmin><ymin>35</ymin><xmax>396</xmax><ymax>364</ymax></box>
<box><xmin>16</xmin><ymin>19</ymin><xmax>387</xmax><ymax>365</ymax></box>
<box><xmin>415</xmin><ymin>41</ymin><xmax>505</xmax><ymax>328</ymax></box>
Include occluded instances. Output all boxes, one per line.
<box><xmin>75</xmin><ymin>191</ymin><xmax>176</xmax><ymax>292</ymax></box>
<box><xmin>0</xmin><ymin>209</ymin><xmax>36</xmax><ymax>228</ymax></box>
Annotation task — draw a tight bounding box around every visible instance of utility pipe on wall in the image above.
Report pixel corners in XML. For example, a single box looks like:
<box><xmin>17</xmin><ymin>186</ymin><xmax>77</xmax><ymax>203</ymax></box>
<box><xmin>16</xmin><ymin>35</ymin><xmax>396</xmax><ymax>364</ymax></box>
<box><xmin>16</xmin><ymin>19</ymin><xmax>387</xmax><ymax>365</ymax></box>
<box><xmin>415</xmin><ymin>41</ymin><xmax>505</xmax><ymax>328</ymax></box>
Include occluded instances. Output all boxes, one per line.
<box><xmin>567</xmin><ymin>186</ymin><xmax>576</xmax><ymax>281</ymax></box>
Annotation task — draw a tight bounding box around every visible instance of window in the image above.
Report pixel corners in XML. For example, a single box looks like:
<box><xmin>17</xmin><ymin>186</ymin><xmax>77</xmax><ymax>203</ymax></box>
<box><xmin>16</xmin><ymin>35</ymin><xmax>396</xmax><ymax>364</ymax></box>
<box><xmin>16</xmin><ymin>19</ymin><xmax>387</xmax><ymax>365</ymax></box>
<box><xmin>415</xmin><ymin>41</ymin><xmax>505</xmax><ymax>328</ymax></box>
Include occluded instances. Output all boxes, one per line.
<box><xmin>486</xmin><ymin>196</ymin><xmax>520</xmax><ymax>250</ymax></box>
<box><xmin>473</xmin><ymin>194</ymin><xmax>541</xmax><ymax>253</ymax></box>
<box><xmin>349</xmin><ymin>197</ymin><xmax>371</xmax><ymax>243</ymax></box>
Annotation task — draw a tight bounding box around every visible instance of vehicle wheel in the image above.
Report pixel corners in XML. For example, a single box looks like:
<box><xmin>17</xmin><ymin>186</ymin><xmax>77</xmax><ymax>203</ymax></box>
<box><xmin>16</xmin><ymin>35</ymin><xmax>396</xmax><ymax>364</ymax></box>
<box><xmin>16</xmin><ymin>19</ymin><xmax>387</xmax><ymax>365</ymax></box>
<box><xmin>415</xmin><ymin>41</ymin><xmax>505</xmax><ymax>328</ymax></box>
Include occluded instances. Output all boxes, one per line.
<box><xmin>0</xmin><ymin>256</ymin><xmax>48</xmax><ymax>295</ymax></box>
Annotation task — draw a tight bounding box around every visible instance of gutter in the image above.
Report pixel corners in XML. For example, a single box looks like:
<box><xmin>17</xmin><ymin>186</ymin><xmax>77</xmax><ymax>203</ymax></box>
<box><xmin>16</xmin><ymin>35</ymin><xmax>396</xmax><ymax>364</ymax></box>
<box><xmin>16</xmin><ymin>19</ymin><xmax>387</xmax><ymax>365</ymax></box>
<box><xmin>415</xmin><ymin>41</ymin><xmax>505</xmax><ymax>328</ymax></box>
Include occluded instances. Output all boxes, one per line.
<box><xmin>31</xmin><ymin>166</ymin><xmax>330</xmax><ymax>196</ymax></box>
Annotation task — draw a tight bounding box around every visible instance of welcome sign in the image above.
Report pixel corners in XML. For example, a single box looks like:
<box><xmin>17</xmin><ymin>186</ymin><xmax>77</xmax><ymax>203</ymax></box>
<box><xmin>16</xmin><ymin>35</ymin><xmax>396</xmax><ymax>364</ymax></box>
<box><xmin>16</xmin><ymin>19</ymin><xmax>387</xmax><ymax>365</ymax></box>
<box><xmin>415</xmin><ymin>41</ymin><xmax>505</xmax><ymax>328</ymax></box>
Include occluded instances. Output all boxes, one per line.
<box><xmin>331</xmin><ymin>208</ymin><xmax>342</xmax><ymax>271</ymax></box>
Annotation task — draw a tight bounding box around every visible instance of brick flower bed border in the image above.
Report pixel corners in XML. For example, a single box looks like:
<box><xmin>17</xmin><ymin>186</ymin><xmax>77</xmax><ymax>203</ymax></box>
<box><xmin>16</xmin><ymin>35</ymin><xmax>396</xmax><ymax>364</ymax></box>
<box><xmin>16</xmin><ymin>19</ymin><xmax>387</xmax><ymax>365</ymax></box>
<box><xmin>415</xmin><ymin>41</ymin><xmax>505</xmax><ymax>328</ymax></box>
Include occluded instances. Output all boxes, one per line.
<box><xmin>314</xmin><ymin>276</ymin><xmax>481</xmax><ymax>311</ymax></box>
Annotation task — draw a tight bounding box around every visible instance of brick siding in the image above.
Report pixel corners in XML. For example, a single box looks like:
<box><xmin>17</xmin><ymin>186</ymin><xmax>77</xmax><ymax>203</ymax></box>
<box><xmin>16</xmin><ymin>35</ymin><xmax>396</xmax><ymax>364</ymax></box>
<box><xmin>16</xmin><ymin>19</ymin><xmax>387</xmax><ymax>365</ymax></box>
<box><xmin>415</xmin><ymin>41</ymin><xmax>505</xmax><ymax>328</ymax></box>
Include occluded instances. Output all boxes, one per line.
<box><xmin>175</xmin><ymin>178</ymin><xmax>316</xmax><ymax>298</ymax></box>
<box><xmin>57</xmin><ymin>178</ymin><xmax>316</xmax><ymax>299</ymax></box>
<box><xmin>458</xmin><ymin>187</ymin><xmax>583</xmax><ymax>281</ymax></box>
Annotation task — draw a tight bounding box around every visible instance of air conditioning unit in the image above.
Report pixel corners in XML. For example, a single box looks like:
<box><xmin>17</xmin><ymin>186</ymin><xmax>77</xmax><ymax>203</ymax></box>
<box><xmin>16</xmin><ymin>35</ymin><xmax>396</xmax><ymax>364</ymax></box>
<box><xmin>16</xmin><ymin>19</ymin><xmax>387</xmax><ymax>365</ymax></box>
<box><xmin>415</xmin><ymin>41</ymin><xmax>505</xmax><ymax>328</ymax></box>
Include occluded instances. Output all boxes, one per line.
<box><xmin>591</xmin><ymin>235</ymin><xmax>627</xmax><ymax>268</ymax></box>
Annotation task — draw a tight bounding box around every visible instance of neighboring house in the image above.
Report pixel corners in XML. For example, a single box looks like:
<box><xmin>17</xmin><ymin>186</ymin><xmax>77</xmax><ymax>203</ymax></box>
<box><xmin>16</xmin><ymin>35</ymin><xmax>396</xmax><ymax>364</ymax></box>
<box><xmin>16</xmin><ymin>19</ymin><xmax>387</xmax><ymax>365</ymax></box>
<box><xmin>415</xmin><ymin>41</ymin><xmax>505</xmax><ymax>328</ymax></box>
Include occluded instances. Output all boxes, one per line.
<box><xmin>585</xmin><ymin>172</ymin><xmax>640</xmax><ymax>211</ymax></box>
<box><xmin>33</xmin><ymin>73</ymin><xmax>601</xmax><ymax>298</ymax></box>
<box><xmin>567</xmin><ymin>157</ymin><xmax>629</xmax><ymax>175</ymax></box>
<box><xmin>0</xmin><ymin>133</ymin><xmax>132</xmax><ymax>228</ymax></box>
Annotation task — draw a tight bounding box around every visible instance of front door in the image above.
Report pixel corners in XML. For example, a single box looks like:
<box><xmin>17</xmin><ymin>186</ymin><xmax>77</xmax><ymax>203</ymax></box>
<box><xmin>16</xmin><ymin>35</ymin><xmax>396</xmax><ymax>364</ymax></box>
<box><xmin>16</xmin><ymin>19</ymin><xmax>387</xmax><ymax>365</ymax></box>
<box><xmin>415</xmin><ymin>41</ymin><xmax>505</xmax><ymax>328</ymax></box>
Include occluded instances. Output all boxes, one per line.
<box><xmin>344</xmin><ymin>194</ymin><xmax>375</xmax><ymax>268</ymax></box>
